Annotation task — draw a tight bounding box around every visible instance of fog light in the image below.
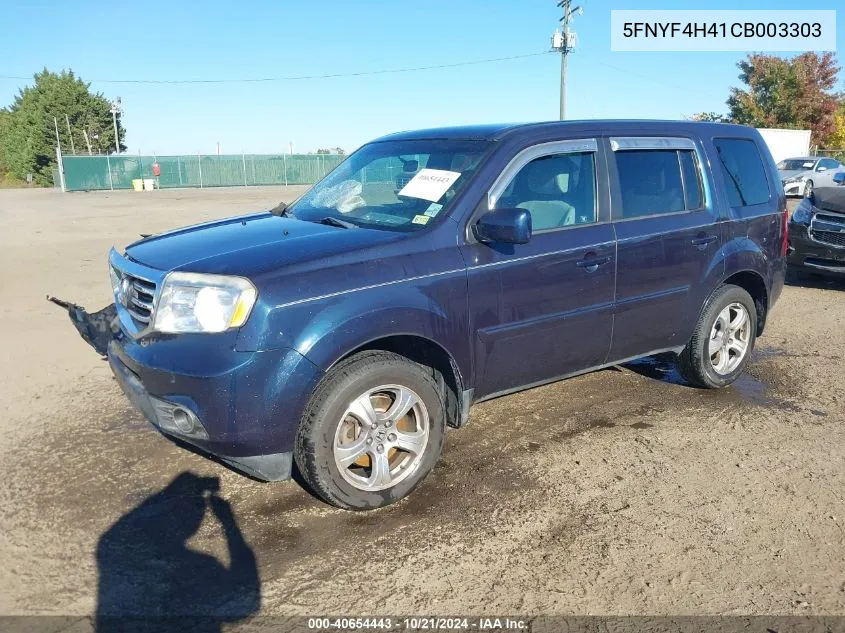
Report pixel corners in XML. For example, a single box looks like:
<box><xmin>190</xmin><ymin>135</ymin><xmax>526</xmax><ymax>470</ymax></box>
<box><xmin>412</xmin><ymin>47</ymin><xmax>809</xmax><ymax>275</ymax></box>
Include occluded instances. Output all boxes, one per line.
<box><xmin>172</xmin><ymin>408</ymin><xmax>194</xmax><ymax>434</ymax></box>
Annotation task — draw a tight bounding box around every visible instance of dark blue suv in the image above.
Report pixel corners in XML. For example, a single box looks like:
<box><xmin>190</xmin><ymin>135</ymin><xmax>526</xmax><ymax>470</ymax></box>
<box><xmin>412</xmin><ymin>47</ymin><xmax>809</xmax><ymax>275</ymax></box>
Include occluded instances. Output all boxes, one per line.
<box><xmin>59</xmin><ymin>121</ymin><xmax>787</xmax><ymax>510</ymax></box>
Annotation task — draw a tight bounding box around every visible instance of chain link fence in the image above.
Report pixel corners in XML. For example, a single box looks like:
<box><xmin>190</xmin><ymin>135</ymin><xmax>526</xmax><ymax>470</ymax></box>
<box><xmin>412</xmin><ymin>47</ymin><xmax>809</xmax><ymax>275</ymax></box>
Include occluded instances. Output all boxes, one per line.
<box><xmin>55</xmin><ymin>153</ymin><xmax>345</xmax><ymax>191</ymax></box>
<box><xmin>813</xmin><ymin>148</ymin><xmax>845</xmax><ymax>162</ymax></box>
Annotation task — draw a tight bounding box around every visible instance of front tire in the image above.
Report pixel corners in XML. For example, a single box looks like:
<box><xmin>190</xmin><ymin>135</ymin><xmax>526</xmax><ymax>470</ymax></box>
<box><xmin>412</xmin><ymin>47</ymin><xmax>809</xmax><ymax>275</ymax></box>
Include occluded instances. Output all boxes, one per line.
<box><xmin>804</xmin><ymin>179</ymin><xmax>814</xmax><ymax>198</ymax></box>
<box><xmin>294</xmin><ymin>351</ymin><xmax>446</xmax><ymax>511</ymax></box>
<box><xmin>676</xmin><ymin>284</ymin><xmax>757</xmax><ymax>388</ymax></box>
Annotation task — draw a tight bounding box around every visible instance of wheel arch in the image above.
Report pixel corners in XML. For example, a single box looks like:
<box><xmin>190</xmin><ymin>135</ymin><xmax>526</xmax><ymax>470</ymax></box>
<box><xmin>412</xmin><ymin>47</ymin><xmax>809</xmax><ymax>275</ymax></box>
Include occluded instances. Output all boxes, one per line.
<box><xmin>721</xmin><ymin>269</ymin><xmax>769</xmax><ymax>335</ymax></box>
<box><xmin>328</xmin><ymin>334</ymin><xmax>466</xmax><ymax>429</ymax></box>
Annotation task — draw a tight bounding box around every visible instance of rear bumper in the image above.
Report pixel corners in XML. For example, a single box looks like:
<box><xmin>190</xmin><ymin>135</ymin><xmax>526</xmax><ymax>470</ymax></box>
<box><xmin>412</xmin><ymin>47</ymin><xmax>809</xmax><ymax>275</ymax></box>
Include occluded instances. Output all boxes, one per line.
<box><xmin>787</xmin><ymin>224</ymin><xmax>845</xmax><ymax>275</ymax></box>
<box><xmin>108</xmin><ymin>334</ymin><xmax>324</xmax><ymax>481</ymax></box>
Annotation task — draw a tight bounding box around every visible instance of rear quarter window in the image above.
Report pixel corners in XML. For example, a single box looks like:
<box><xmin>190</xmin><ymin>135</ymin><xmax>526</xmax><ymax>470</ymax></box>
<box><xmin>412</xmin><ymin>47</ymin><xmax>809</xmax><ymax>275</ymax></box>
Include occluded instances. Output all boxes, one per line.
<box><xmin>713</xmin><ymin>138</ymin><xmax>771</xmax><ymax>207</ymax></box>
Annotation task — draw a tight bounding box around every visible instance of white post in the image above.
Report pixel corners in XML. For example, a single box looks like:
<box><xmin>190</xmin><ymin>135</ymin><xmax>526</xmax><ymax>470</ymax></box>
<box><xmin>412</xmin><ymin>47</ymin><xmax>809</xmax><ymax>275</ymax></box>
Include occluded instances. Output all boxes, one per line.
<box><xmin>106</xmin><ymin>153</ymin><xmax>113</xmax><ymax>190</ymax></box>
<box><xmin>65</xmin><ymin>114</ymin><xmax>75</xmax><ymax>155</ymax></box>
<box><xmin>55</xmin><ymin>145</ymin><xmax>66</xmax><ymax>192</ymax></box>
<box><xmin>53</xmin><ymin>117</ymin><xmax>62</xmax><ymax>154</ymax></box>
<box><xmin>178</xmin><ymin>156</ymin><xmax>183</xmax><ymax>186</ymax></box>
<box><xmin>242</xmin><ymin>152</ymin><xmax>247</xmax><ymax>187</ymax></box>
<box><xmin>82</xmin><ymin>129</ymin><xmax>93</xmax><ymax>155</ymax></box>
<box><xmin>283</xmin><ymin>153</ymin><xmax>288</xmax><ymax>186</ymax></box>
<box><xmin>198</xmin><ymin>153</ymin><xmax>203</xmax><ymax>188</ymax></box>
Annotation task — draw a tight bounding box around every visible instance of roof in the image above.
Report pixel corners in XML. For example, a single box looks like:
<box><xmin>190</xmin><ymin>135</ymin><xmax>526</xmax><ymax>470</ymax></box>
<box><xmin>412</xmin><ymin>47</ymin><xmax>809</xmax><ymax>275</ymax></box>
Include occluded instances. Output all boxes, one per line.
<box><xmin>372</xmin><ymin>120</ymin><xmax>756</xmax><ymax>143</ymax></box>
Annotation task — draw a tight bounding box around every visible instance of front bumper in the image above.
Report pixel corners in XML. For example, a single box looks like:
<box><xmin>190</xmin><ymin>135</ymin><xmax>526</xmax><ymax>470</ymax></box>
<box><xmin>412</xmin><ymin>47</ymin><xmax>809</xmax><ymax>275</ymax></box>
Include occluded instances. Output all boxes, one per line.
<box><xmin>783</xmin><ymin>180</ymin><xmax>805</xmax><ymax>196</ymax></box>
<box><xmin>787</xmin><ymin>223</ymin><xmax>845</xmax><ymax>275</ymax></box>
<box><xmin>107</xmin><ymin>332</ymin><xmax>323</xmax><ymax>481</ymax></box>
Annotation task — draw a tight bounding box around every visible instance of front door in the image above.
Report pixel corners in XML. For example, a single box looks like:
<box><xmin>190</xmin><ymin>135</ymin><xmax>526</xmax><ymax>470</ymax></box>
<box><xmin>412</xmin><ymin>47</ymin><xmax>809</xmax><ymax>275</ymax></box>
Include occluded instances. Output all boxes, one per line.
<box><xmin>461</xmin><ymin>139</ymin><xmax>616</xmax><ymax>398</ymax></box>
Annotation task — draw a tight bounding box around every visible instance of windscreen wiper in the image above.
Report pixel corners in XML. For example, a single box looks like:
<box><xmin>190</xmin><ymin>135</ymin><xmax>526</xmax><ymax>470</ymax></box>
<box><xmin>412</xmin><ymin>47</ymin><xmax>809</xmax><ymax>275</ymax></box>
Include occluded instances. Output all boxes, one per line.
<box><xmin>319</xmin><ymin>216</ymin><xmax>357</xmax><ymax>229</ymax></box>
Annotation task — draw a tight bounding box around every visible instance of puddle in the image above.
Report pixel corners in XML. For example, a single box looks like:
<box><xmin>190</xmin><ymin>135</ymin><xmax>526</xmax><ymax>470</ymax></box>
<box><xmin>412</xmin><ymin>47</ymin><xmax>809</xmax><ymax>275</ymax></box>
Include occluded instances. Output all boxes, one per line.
<box><xmin>630</xmin><ymin>421</ymin><xmax>654</xmax><ymax>430</ymax></box>
<box><xmin>550</xmin><ymin>416</ymin><xmax>617</xmax><ymax>443</ymax></box>
<box><xmin>717</xmin><ymin>372</ymin><xmax>803</xmax><ymax>413</ymax></box>
<box><xmin>623</xmin><ymin>355</ymin><xmax>687</xmax><ymax>386</ymax></box>
<box><xmin>752</xmin><ymin>346</ymin><xmax>790</xmax><ymax>360</ymax></box>
<box><xmin>728</xmin><ymin>373</ymin><xmax>768</xmax><ymax>404</ymax></box>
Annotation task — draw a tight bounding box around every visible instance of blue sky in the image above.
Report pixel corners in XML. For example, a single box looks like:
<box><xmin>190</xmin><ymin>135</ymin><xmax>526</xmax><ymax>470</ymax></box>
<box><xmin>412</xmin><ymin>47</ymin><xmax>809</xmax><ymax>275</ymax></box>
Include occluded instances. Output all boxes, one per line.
<box><xmin>1</xmin><ymin>0</ymin><xmax>842</xmax><ymax>155</ymax></box>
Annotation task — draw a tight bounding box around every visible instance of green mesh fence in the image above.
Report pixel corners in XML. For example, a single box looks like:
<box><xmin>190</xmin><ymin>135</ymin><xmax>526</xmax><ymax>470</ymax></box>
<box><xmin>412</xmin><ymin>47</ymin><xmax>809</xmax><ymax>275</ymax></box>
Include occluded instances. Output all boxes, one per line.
<box><xmin>58</xmin><ymin>153</ymin><xmax>345</xmax><ymax>191</ymax></box>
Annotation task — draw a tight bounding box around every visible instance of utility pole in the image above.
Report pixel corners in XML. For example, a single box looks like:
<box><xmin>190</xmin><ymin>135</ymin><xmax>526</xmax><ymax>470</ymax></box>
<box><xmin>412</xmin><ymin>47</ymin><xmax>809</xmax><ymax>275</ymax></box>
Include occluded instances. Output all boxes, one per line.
<box><xmin>109</xmin><ymin>97</ymin><xmax>123</xmax><ymax>154</ymax></box>
<box><xmin>552</xmin><ymin>0</ymin><xmax>583</xmax><ymax>120</ymax></box>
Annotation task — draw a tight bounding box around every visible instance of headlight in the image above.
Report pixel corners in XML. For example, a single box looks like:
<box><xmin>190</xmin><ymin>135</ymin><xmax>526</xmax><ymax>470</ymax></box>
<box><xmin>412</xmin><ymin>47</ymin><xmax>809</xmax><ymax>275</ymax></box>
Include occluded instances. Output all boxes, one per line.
<box><xmin>784</xmin><ymin>176</ymin><xmax>805</xmax><ymax>184</ymax></box>
<box><xmin>153</xmin><ymin>272</ymin><xmax>257</xmax><ymax>333</ymax></box>
<box><xmin>791</xmin><ymin>200</ymin><xmax>814</xmax><ymax>225</ymax></box>
<box><xmin>109</xmin><ymin>265</ymin><xmax>121</xmax><ymax>295</ymax></box>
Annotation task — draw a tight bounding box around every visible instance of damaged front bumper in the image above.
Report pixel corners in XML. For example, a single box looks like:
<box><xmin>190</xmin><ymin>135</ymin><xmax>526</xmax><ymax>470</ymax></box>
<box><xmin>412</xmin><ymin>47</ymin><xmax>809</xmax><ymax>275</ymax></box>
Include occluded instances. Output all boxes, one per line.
<box><xmin>108</xmin><ymin>345</ymin><xmax>293</xmax><ymax>482</ymax></box>
<box><xmin>49</xmin><ymin>296</ymin><xmax>322</xmax><ymax>482</ymax></box>
<box><xmin>47</xmin><ymin>297</ymin><xmax>118</xmax><ymax>357</ymax></box>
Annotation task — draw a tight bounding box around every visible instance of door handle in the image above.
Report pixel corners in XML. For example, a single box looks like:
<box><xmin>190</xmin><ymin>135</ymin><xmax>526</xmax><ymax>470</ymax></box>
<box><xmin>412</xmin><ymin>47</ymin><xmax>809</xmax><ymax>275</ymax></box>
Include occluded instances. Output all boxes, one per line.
<box><xmin>576</xmin><ymin>255</ymin><xmax>612</xmax><ymax>272</ymax></box>
<box><xmin>690</xmin><ymin>234</ymin><xmax>718</xmax><ymax>249</ymax></box>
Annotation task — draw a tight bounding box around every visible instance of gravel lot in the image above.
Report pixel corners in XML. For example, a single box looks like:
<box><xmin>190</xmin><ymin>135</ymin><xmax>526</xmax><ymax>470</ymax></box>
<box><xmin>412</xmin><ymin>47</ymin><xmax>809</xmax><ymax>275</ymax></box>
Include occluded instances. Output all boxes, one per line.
<box><xmin>1</xmin><ymin>188</ymin><xmax>844</xmax><ymax>623</ymax></box>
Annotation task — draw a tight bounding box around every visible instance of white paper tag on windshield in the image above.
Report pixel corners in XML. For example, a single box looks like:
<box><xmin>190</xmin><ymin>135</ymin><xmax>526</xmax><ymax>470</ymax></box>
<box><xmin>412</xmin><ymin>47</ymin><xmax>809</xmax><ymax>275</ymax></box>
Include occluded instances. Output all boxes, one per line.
<box><xmin>398</xmin><ymin>169</ymin><xmax>461</xmax><ymax>202</ymax></box>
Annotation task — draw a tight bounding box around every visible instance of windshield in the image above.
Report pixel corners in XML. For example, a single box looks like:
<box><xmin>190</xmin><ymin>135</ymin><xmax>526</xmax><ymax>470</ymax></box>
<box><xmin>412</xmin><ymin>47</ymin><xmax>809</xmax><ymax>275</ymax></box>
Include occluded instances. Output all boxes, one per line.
<box><xmin>288</xmin><ymin>139</ymin><xmax>493</xmax><ymax>231</ymax></box>
<box><xmin>777</xmin><ymin>159</ymin><xmax>816</xmax><ymax>171</ymax></box>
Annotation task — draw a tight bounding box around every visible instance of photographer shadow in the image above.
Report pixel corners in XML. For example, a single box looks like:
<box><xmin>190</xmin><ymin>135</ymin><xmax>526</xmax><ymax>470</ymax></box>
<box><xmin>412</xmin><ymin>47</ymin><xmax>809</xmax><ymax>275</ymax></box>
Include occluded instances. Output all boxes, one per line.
<box><xmin>95</xmin><ymin>472</ymin><xmax>260</xmax><ymax>633</ymax></box>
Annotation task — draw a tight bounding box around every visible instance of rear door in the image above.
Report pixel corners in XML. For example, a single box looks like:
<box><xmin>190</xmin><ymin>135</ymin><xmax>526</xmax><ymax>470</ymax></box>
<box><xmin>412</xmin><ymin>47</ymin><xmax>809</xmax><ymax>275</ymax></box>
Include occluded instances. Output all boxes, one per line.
<box><xmin>461</xmin><ymin>139</ymin><xmax>616</xmax><ymax>398</ymax></box>
<box><xmin>606</xmin><ymin>136</ymin><xmax>723</xmax><ymax>362</ymax></box>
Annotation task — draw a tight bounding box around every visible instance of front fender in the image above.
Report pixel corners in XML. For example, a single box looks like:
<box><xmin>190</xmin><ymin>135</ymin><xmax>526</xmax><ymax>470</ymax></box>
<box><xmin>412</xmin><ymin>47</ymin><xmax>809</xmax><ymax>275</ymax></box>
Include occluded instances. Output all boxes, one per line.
<box><xmin>237</xmin><ymin>272</ymin><xmax>472</xmax><ymax>383</ymax></box>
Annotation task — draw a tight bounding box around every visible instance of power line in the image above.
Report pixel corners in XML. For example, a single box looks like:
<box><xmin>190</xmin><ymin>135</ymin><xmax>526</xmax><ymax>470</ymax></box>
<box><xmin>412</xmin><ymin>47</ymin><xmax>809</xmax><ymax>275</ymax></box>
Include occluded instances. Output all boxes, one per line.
<box><xmin>0</xmin><ymin>51</ymin><xmax>553</xmax><ymax>85</ymax></box>
<box><xmin>590</xmin><ymin>59</ymin><xmax>722</xmax><ymax>100</ymax></box>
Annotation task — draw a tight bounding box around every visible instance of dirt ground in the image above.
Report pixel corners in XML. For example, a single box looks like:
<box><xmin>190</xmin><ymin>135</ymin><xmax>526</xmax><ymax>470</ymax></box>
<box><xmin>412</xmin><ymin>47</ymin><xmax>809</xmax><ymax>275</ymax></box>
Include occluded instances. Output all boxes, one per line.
<box><xmin>1</xmin><ymin>188</ymin><xmax>844</xmax><ymax>622</ymax></box>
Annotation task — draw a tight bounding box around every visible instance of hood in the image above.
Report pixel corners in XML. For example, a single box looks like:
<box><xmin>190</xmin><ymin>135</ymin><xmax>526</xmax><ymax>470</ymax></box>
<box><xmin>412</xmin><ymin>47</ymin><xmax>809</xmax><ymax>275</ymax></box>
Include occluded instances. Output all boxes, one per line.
<box><xmin>778</xmin><ymin>169</ymin><xmax>809</xmax><ymax>181</ymax></box>
<box><xmin>124</xmin><ymin>212</ymin><xmax>402</xmax><ymax>276</ymax></box>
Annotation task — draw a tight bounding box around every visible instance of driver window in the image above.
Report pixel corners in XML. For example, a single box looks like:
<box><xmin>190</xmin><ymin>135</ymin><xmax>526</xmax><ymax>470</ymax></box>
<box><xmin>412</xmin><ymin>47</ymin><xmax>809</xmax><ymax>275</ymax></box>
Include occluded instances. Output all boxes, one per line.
<box><xmin>499</xmin><ymin>152</ymin><xmax>597</xmax><ymax>231</ymax></box>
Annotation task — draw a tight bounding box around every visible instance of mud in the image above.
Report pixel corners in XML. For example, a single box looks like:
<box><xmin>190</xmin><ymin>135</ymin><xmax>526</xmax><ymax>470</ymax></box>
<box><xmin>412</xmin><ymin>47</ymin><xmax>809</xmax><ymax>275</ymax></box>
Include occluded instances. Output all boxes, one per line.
<box><xmin>1</xmin><ymin>189</ymin><xmax>844</xmax><ymax>619</ymax></box>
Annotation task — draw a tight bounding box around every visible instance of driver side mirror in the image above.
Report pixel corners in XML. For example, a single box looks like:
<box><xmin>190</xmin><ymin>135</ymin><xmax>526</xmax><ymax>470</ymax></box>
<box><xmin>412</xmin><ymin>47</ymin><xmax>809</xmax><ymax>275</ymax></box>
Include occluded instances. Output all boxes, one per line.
<box><xmin>833</xmin><ymin>172</ymin><xmax>845</xmax><ymax>185</ymax></box>
<box><xmin>474</xmin><ymin>208</ymin><xmax>532</xmax><ymax>244</ymax></box>
<box><xmin>817</xmin><ymin>166</ymin><xmax>828</xmax><ymax>172</ymax></box>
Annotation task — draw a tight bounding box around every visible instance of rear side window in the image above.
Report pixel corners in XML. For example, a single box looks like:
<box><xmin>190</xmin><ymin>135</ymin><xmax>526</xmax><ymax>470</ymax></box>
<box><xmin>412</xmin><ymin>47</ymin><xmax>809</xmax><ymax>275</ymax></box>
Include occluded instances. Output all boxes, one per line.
<box><xmin>615</xmin><ymin>149</ymin><xmax>704</xmax><ymax>218</ymax></box>
<box><xmin>713</xmin><ymin>138</ymin><xmax>770</xmax><ymax>207</ymax></box>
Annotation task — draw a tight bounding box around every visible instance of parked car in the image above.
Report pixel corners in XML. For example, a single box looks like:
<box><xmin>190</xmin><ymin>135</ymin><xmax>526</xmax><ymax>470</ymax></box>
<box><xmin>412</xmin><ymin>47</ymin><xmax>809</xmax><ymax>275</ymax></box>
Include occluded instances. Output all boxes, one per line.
<box><xmin>788</xmin><ymin>169</ymin><xmax>845</xmax><ymax>276</ymax></box>
<box><xmin>778</xmin><ymin>156</ymin><xmax>842</xmax><ymax>197</ymax></box>
<box><xmin>55</xmin><ymin>121</ymin><xmax>787</xmax><ymax>510</ymax></box>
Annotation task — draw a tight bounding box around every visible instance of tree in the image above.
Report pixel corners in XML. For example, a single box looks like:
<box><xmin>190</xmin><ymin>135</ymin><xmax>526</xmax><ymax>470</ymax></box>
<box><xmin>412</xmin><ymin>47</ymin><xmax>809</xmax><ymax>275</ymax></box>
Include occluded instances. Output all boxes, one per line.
<box><xmin>0</xmin><ymin>69</ymin><xmax>126</xmax><ymax>185</ymax></box>
<box><xmin>0</xmin><ymin>109</ymin><xmax>12</xmax><ymax>180</ymax></box>
<box><xmin>688</xmin><ymin>112</ymin><xmax>731</xmax><ymax>123</ymax></box>
<box><xmin>727</xmin><ymin>52</ymin><xmax>840</xmax><ymax>146</ymax></box>
<box><xmin>827</xmin><ymin>101</ymin><xmax>845</xmax><ymax>149</ymax></box>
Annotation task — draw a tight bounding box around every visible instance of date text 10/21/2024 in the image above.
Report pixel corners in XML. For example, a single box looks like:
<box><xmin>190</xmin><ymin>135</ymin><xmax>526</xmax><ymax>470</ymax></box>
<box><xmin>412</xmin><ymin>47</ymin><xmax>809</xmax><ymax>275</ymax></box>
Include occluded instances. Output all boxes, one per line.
<box><xmin>306</xmin><ymin>617</ymin><xmax>528</xmax><ymax>631</ymax></box>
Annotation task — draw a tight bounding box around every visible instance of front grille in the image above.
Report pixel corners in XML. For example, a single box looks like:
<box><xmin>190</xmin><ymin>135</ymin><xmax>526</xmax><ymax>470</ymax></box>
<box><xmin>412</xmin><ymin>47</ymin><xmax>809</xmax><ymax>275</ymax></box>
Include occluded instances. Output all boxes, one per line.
<box><xmin>125</xmin><ymin>275</ymin><xmax>157</xmax><ymax>324</ymax></box>
<box><xmin>810</xmin><ymin>211</ymin><xmax>845</xmax><ymax>249</ymax></box>
<box><xmin>112</xmin><ymin>264</ymin><xmax>157</xmax><ymax>326</ymax></box>
<box><xmin>811</xmin><ymin>230</ymin><xmax>845</xmax><ymax>248</ymax></box>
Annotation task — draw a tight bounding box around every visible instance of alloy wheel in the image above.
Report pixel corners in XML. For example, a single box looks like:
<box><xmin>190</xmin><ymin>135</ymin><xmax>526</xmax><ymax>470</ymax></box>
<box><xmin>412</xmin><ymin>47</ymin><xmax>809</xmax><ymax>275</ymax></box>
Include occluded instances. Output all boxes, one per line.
<box><xmin>333</xmin><ymin>384</ymin><xmax>430</xmax><ymax>492</ymax></box>
<box><xmin>708</xmin><ymin>302</ymin><xmax>751</xmax><ymax>375</ymax></box>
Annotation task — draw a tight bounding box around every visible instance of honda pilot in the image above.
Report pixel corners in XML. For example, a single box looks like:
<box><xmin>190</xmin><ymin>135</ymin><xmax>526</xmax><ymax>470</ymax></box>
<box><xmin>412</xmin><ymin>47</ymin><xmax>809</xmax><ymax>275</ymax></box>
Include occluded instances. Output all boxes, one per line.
<box><xmin>56</xmin><ymin>121</ymin><xmax>787</xmax><ymax>510</ymax></box>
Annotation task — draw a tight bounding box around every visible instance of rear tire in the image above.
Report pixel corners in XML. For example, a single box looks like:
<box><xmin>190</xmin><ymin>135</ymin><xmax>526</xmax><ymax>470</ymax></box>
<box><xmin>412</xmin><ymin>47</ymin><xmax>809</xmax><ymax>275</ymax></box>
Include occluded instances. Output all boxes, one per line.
<box><xmin>294</xmin><ymin>350</ymin><xmax>446</xmax><ymax>511</ymax></box>
<box><xmin>676</xmin><ymin>284</ymin><xmax>757</xmax><ymax>389</ymax></box>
